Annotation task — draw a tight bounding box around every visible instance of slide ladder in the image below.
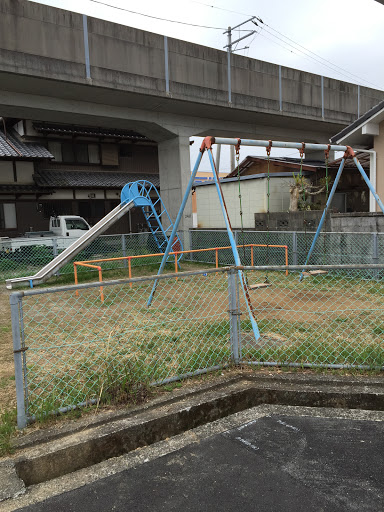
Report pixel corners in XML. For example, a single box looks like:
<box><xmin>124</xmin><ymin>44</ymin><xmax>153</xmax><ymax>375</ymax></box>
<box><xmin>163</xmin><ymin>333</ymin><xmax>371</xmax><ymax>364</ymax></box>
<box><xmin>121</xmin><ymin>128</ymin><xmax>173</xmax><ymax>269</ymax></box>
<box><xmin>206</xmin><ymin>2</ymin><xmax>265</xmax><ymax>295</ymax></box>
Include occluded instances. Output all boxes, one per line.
<box><xmin>121</xmin><ymin>180</ymin><xmax>183</xmax><ymax>262</ymax></box>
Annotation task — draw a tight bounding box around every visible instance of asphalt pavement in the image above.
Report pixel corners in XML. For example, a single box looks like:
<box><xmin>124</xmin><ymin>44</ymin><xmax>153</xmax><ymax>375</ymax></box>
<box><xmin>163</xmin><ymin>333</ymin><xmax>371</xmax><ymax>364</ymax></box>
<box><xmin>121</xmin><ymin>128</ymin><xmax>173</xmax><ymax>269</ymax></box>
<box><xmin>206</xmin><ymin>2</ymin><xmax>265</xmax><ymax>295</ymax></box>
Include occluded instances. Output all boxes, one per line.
<box><xmin>17</xmin><ymin>413</ymin><xmax>384</xmax><ymax>512</ymax></box>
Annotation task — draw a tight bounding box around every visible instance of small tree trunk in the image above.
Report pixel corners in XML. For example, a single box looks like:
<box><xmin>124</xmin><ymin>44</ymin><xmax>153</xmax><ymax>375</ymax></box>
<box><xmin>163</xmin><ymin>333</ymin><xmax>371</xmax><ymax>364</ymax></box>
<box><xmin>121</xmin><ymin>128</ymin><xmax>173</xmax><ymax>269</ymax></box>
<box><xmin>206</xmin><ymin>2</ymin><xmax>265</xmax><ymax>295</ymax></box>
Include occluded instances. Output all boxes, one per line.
<box><xmin>289</xmin><ymin>186</ymin><xmax>300</xmax><ymax>212</ymax></box>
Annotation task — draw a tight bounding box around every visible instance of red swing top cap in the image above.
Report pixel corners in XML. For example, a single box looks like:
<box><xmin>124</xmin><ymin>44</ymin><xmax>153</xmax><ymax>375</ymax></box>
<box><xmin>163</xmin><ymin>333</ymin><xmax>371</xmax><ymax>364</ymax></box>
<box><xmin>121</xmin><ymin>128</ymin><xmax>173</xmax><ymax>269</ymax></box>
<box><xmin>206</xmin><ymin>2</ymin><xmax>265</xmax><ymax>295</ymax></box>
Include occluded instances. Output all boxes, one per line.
<box><xmin>200</xmin><ymin>136</ymin><xmax>215</xmax><ymax>152</ymax></box>
<box><xmin>344</xmin><ymin>146</ymin><xmax>355</xmax><ymax>159</ymax></box>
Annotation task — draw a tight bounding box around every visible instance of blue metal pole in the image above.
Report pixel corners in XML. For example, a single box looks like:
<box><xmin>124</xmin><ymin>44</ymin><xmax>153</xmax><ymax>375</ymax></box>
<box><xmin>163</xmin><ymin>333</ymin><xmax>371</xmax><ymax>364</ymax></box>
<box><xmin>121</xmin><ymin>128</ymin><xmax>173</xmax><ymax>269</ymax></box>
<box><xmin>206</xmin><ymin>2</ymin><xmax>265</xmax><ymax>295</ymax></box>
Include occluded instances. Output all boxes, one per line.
<box><xmin>299</xmin><ymin>157</ymin><xmax>346</xmax><ymax>281</ymax></box>
<box><xmin>147</xmin><ymin>150</ymin><xmax>204</xmax><ymax>306</ymax></box>
<box><xmin>208</xmin><ymin>150</ymin><xmax>260</xmax><ymax>340</ymax></box>
<box><xmin>354</xmin><ymin>156</ymin><xmax>384</xmax><ymax>213</ymax></box>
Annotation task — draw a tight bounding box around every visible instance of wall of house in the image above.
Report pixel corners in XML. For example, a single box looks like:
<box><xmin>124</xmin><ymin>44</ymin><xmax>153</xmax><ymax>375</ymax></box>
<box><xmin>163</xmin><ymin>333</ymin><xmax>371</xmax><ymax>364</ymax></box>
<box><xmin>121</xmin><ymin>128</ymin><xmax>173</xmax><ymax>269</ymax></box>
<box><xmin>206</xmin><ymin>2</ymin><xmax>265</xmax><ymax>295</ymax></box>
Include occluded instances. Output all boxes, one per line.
<box><xmin>15</xmin><ymin>162</ymin><xmax>34</xmax><ymax>183</ymax></box>
<box><xmin>195</xmin><ymin>177</ymin><xmax>291</xmax><ymax>229</ymax></box>
<box><xmin>10</xmin><ymin>198</ymin><xmax>139</xmax><ymax>236</ymax></box>
<box><xmin>0</xmin><ymin>161</ymin><xmax>13</xmax><ymax>182</ymax></box>
<box><xmin>0</xmin><ymin>161</ymin><xmax>35</xmax><ymax>183</ymax></box>
<box><xmin>374</xmin><ymin>121</ymin><xmax>384</xmax><ymax>212</ymax></box>
<box><xmin>312</xmin><ymin>167</ymin><xmax>369</xmax><ymax>213</ymax></box>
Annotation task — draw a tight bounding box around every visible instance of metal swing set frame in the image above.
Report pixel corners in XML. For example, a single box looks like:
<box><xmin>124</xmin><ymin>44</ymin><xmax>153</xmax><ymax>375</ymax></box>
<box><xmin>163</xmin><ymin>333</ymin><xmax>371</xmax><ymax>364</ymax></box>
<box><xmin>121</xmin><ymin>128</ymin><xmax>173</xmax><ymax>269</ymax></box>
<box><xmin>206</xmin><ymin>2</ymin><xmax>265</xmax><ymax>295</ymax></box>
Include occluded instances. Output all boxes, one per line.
<box><xmin>148</xmin><ymin>136</ymin><xmax>384</xmax><ymax>342</ymax></box>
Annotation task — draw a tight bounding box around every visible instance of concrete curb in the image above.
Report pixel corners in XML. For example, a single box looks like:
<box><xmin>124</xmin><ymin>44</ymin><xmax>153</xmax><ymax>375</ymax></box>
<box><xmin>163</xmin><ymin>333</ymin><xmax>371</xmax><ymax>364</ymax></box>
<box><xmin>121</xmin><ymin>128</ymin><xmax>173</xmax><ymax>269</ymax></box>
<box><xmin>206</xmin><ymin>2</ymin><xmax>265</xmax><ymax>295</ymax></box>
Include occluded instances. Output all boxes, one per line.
<box><xmin>2</xmin><ymin>373</ymin><xmax>384</xmax><ymax>503</ymax></box>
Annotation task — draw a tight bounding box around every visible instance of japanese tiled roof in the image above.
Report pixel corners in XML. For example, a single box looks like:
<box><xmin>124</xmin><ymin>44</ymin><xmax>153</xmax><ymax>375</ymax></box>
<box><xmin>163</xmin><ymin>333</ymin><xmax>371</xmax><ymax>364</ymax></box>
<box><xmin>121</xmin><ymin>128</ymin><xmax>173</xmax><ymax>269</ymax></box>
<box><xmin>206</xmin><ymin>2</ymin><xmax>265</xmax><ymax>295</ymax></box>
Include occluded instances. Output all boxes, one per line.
<box><xmin>0</xmin><ymin>129</ymin><xmax>53</xmax><ymax>159</ymax></box>
<box><xmin>0</xmin><ymin>184</ymin><xmax>51</xmax><ymax>193</ymax></box>
<box><xmin>33</xmin><ymin>122</ymin><xmax>153</xmax><ymax>141</ymax></box>
<box><xmin>33</xmin><ymin>170</ymin><xmax>160</xmax><ymax>188</ymax></box>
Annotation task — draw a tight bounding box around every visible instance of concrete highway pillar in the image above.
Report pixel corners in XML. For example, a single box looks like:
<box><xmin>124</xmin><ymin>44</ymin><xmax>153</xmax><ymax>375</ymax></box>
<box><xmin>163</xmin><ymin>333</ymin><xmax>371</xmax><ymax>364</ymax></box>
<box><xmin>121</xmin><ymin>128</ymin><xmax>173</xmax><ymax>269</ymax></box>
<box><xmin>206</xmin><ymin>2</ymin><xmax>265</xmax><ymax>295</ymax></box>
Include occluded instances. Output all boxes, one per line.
<box><xmin>158</xmin><ymin>135</ymin><xmax>192</xmax><ymax>242</ymax></box>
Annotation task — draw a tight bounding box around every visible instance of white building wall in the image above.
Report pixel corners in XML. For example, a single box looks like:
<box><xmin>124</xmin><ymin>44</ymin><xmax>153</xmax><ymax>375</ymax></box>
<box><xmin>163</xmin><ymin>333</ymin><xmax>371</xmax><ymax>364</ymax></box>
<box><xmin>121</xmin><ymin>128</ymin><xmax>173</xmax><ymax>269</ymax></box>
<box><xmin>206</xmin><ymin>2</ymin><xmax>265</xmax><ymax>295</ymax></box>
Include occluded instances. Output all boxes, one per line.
<box><xmin>106</xmin><ymin>190</ymin><xmax>122</xmax><ymax>200</ymax></box>
<box><xmin>75</xmin><ymin>190</ymin><xmax>105</xmax><ymax>200</ymax></box>
<box><xmin>196</xmin><ymin>177</ymin><xmax>291</xmax><ymax>229</ymax></box>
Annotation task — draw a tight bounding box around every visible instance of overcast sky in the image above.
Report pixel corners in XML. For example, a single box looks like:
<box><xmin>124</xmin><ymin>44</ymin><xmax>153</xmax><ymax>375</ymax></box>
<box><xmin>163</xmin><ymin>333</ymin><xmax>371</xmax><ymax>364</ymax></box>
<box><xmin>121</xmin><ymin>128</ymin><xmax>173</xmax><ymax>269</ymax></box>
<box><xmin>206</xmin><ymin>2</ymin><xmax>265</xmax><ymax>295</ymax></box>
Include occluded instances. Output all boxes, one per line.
<box><xmin>31</xmin><ymin>0</ymin><xmax>384</xmax><ymax>170</ymax></box>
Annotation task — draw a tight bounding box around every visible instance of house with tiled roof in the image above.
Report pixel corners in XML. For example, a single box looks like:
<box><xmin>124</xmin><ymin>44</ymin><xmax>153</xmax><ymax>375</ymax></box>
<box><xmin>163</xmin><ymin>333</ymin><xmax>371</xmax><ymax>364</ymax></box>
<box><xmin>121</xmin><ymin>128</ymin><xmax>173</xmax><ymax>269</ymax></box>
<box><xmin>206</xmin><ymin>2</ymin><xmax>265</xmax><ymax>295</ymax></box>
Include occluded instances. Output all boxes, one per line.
<box><xmin>0</xmin><ymin>119</ymin><xmax>160</xmax><ymax>236</ymax></box>
<box><xmin>0</xmin><ymin>126</ymin><xmax>54</xmax><ymax>235</ymax></box>
<box><xmin>194</xmin><ymin>154</ymin><xmax>370</xmax><ymax>230</ymax></box>
<box><xmin>331</xmin><ymin>99</ymin><xmax>384</xmax><ymax>214</ymax></box>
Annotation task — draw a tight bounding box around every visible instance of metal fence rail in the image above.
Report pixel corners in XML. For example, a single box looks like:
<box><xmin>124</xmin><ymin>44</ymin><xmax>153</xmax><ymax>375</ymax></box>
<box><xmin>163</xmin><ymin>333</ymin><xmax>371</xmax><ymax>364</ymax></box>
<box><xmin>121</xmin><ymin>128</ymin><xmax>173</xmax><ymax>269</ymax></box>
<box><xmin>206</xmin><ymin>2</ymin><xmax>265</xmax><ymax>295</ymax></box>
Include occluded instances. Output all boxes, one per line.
<box><xmin>11</xmin><ymin>264</ymin><xmax>384</xmax><ymax>428</ymax></box>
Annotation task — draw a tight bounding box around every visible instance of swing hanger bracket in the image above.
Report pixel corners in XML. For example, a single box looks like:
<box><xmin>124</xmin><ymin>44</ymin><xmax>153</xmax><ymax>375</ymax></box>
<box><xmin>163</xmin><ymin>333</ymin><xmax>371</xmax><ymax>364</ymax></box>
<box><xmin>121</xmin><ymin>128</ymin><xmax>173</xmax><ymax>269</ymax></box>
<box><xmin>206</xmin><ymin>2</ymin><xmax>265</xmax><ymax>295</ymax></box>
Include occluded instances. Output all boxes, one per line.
<box><xmin>235</xmin><ymin>138</ymin><xmax>241</xmax><ymax>155</ymax></box>
<box><xmin>200</xmin><ymin>136</ymin><xmax>215</xmax><ymax>153</ymax></box>
<box><xmin>343</xmin><ymin>145</ymin><xmax>355</xmax><ymax>159</ymax></box>
<box><xmin>266</xmin><ymin>140</ymin><xmax>272</xmax><ymax>156</ymax></box>
<box><xmin>299</xmin><ymin>142</ymin><xmax>305</xmax><ymax>158</ymax></box>
<box><xmin>324</xmin><ymin>144</ymin><xmax>331</xmax><ymax>161</ymax></box>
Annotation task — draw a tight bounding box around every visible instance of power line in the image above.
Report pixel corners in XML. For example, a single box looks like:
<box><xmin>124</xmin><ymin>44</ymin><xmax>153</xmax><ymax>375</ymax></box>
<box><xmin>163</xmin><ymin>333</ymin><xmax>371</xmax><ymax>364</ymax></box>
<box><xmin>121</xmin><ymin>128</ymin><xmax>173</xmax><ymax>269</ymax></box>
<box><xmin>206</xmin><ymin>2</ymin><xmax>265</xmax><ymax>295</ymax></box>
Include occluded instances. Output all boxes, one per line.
<box><xmin>188</xmin><ymin>0</ymin><xmax>384</xmax><ymax>90</ymax></box>
<box><xmin>260</xmin><ymin>23</ymin><xmax>384</xmax><ymax>90</ymax></box>
<box><xmin>89</xmin><ymin>0</ymin><xmax>226</xmax><ymax>30</ymax></box>
<box><xmin>256</xmin><ymin>27</ymin><xmax>382</xmax><ymax>89</ymax></box>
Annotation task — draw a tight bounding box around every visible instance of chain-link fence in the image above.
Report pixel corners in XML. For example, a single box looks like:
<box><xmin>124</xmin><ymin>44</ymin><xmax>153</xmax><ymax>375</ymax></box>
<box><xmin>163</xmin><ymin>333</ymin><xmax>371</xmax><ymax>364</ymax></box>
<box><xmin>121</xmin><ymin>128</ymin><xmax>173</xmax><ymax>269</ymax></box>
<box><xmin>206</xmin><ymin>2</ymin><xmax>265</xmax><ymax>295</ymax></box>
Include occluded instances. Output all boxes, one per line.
<box><xmin>2</xmin><ymin>229</ymin><xmax>384</xmax><ymax>284</ymax></box>
<box><xmin>0</xmin><ymin>232</ymin><xmax>172</xmax><ymax>282</ymax></box>
<box><xmin>11</xmin><ymin>264</ymin><xmax>384</xmax><ymax>428</ymax></box>
<box><xmin>189</xmin><ymin>230</ymin><xmax>383</xmax><ymax>267</ymax></box>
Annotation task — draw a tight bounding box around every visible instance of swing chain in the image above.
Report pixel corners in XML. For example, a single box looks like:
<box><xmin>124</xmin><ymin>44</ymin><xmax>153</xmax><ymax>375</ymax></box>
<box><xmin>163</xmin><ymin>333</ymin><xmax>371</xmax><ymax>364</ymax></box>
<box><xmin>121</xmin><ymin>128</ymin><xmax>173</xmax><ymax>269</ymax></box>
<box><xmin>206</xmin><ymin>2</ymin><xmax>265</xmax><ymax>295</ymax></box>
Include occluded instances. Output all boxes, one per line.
<box><xmin>298</xmin><ymin>144</ymin><xmax>309</xmax><ymax>258</ymax></box>
<box><xmin>235</xmin><ymin>139</ymin><xmax>247</xmax><ymax>267</ymax></box>
<box><xmin>322</xmin><ymin>144</ymin><xmax>331</xmax><ymax>264</ymax></box>
<box><xmin>265</xmin><ymin>141</ymin><xmax>272</xmax><ymax>283</ymax></box>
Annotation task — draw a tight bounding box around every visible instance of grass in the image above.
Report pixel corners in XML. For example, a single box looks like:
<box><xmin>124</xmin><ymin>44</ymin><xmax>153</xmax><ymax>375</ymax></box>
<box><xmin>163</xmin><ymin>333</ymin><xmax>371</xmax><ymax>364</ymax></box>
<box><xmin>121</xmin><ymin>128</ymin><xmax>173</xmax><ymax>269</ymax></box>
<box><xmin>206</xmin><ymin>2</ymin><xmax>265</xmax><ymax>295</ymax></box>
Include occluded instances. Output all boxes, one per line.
<box><xmin>27</xmin><ymin>354</ymin><xmax>155</xmax><ymax>419</ymax></box>
<box><xmin>8</xmin><ymin>266</ymin><xmax>384</xmax><ymax>425</ymax></box>
<box><xmin>0</xmin><ymin>409</ymin><xmax>16</xmax><ymax>457</ymax></box>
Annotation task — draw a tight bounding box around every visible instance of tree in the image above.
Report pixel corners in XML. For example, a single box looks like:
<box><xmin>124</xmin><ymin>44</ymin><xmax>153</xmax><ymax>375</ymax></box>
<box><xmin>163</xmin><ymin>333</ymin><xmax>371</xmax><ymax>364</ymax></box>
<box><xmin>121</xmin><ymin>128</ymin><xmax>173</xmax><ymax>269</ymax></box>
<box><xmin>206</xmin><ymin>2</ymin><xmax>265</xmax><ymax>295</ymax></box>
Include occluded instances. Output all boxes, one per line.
<box><xmin>289</xmin><ymin>175</ymin><xmax>326</xmax><ymax>212</ymax></box>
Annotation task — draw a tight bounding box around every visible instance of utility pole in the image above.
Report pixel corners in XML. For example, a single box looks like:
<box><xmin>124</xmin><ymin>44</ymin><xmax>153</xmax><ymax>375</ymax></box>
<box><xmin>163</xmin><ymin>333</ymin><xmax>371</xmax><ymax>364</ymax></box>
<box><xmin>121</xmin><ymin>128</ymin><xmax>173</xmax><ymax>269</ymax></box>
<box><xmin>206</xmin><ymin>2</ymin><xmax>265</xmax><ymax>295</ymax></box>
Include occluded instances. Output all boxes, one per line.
<box><xmin>224</xmin><ymin>17</ymin><xmax>258</xmax><ymax>171</ymax></box>
<box><xmin>224</xmin><ymin>17</ymin><xmax>258</xmax><ymax>104</ymax></box>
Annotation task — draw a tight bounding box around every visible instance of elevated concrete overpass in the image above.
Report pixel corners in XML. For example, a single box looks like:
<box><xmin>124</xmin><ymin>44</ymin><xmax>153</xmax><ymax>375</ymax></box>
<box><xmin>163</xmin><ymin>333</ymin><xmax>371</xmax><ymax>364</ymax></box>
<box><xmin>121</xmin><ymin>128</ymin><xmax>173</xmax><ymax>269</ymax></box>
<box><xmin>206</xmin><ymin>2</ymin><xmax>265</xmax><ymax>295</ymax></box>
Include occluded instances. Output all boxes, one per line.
<box><xmin>0</xmin><ymin>0</ymin><xmax>383</xmax><ymax>229</ymax></box>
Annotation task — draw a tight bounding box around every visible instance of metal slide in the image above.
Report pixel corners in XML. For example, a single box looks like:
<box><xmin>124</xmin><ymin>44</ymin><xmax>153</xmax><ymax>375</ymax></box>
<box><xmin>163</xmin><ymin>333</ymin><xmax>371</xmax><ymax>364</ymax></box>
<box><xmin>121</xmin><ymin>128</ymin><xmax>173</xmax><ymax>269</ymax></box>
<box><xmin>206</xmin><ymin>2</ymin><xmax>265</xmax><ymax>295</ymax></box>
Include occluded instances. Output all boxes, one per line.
<box><xmin>6</xmin><ymin>201</ymin><xmax>134</xmax><ymax>289</ymax></box>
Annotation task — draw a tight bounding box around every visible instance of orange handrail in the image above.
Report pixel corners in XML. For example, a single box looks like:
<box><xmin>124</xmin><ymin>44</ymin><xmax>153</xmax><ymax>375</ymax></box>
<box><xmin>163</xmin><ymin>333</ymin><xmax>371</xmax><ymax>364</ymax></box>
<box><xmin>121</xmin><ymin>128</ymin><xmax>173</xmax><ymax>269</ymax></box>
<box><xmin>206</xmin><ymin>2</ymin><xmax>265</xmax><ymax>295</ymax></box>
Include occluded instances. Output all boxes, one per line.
<box><xmin>74</xmin><ymin>262</ymin><xmax>104</xmax><ymax>302</ymax></box>
<box><xmin>74</xmin><ymin>243</ymin><xmax>289</xmax><ymax>295</ymax></box>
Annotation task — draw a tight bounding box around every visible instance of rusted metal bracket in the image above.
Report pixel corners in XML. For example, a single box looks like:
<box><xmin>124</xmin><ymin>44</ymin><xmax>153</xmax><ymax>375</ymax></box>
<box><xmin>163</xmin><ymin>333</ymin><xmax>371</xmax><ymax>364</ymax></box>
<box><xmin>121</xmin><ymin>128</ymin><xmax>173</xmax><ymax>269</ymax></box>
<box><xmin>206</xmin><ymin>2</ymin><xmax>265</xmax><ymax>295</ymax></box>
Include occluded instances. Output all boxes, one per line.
<box><xmin>200</xmin><ymin>136</ymin><xmax>215</xmax><ymax>153</ymax></box>
<box><xmin>14</xmin><ymin>347</ymin><xmax>28</xmax><ymax>354</ymax></box>
<box><xmin>344</xmin><ymin>145</ymin><xmax>355</xmax><ymax>159</ymax></box>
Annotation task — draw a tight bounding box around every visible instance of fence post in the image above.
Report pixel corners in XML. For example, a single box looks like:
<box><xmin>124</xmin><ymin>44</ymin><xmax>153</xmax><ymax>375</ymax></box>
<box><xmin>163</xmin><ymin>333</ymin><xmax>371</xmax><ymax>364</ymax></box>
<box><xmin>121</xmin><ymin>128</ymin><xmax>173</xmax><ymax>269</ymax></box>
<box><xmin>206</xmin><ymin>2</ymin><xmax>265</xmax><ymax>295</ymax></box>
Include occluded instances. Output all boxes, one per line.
<box><xmin>227</xmin><ymin>268</ymin><xmax>241</xmax><ymax>364</ymax></box>
<box><xmin>10</xmin><ymin>293</ymin><xmax>27</xmax><ymax>429</ymax></box>
<box><xmin>122</xmin><ymin>234</ymin><xmax>128</xmax><ymax>269</ymax></box>
<box><xmin>292</xmin><ymin>231</ymin><xmax>298</xmax><ymax>266</ymax></box>
<box><xmin>52</xmin><ymin>238</ymin><xmax>60</xmax><ymax>276</ymax></box>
